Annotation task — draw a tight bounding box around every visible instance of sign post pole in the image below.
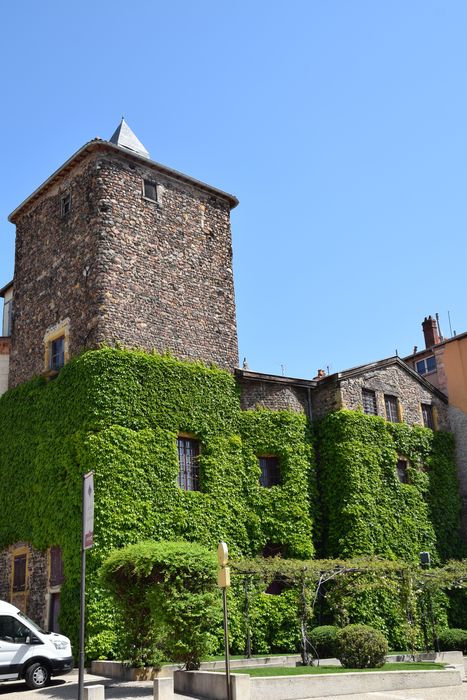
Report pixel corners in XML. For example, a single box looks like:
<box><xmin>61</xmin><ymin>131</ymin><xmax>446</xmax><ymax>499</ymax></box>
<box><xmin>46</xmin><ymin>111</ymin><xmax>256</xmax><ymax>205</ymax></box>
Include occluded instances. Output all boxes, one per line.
<box><xmin>78</xmin><ymin>472</ymin><xmax>94</xmax><ymax>700</ymax></box>
<box><xmin>217</xmin><ymin>542</ymin><xmax>231</xmax><ymax>700</ymax></box>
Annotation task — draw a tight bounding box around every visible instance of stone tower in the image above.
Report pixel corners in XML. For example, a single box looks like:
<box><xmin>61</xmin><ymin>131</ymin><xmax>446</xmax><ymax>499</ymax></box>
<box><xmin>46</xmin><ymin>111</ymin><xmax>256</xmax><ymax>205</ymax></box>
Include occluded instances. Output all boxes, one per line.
<box><xmin>8</xmin><ymin>120</ymin><xmax>239</xmax><ymax>386</ymax></box>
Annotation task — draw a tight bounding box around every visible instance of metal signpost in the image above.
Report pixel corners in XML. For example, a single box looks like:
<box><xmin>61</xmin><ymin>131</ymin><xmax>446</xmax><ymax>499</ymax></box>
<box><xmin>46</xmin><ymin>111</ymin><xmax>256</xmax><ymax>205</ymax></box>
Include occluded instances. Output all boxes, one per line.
<box><xmin>217</xmin><ymin>541</ymin><xmax>231</xmax><ymax>700</ymax></box>
<box><xmin>78</xmin><ymin>471</ymin><xmax>94</xmax><ymax>700</ymax></box>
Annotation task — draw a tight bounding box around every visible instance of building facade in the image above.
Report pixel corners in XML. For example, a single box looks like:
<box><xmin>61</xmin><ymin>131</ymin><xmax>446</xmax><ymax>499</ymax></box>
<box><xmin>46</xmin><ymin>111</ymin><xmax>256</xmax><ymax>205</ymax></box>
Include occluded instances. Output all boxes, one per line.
<box><xmin>0</xmin><ymin>123</ymin><xmax>462</xmax><ymax>645</ymax></box>
<box><xmin>405</xmin><ymin>316</ymin><xmax>467</xmax><ymax>541</ymax></box>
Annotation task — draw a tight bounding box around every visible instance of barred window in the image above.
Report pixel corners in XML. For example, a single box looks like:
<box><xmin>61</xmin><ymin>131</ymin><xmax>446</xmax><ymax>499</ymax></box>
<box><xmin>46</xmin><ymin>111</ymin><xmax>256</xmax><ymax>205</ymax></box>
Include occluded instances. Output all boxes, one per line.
<box><xmin>177</xmin><ymin>437</ymin><xmax>200</xmax><ymax>491</ymax></box>
<box><xmin>385</xmin><ymin>395</ymin><xmax>399</xmax><ymax>423</ymax></box>
<box><xmin>421</xmin><ymin>403</ymin><xmax>434</xmax><ymax>430</ymax></box>
<box><xmin>259</xmin><ymin>456</ymin><xmax>280</xmax><ymax>487</ymax></box>
<box><xmin>362</xmin><ymin>389</ymin><xmax>377</xmax><ymax>415</ymax></box>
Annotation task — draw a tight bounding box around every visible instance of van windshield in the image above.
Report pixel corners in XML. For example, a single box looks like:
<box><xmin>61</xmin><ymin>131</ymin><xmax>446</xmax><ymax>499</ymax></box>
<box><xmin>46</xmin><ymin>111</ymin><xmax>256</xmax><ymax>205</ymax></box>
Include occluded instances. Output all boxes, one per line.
<box><xmin>18</xmin><ymin>611</ymin><xmax>48</xmax><ymax>635</ymax></box>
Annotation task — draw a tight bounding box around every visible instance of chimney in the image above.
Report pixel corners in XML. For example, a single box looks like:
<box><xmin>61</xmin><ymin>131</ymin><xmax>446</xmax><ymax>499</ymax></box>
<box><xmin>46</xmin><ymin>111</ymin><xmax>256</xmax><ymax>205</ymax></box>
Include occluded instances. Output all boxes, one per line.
<box><xmin>314</xmin><ymin>369</ymin><xmax>326</xmax><ymax>380</ymax></box>
<box><xmin>422</xmin><ymin>316</ymin><xmax>440</xmax><ymax>349</ymax></box>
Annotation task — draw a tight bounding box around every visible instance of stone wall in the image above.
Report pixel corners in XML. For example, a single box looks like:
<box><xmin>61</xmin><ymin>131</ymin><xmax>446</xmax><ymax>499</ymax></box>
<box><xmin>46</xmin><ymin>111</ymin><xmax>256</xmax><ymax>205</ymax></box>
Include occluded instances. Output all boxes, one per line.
<box><xmin>93</xmin><ymin>152</ymin><xmax>238</xmax><ymax>371</ymax></box>
<box><xmin>0</xmin><ymin>543</ymin><xmax>48</xmax><ymax>627</ymax></box>
<box><xmin>9</xmin><ymin>146</ymin><xmax>238</xmax><ymax>387</ymax></box>
<box><xmin>237</xmin><ymin>376</ymin><xmax>310</xmax><ymax>414</ymax></box>
<box><xmin>0</xmin><ymin>338</ymin><xmax>9</xmax><ymax>395</ymax></box>
<box><xmin>311</xmin><ymin>378</ymin><xmax>342</xmax><ymax>420</ymax></box>
<box><xmin>339</xmin><ymin>364</ymin><xmax>448</xmax><ymax>430</ymax></box>
<box><xmin>8</xmin><ymin>156</ymin><xmax>103</xmax><ymax>387</ymax></box>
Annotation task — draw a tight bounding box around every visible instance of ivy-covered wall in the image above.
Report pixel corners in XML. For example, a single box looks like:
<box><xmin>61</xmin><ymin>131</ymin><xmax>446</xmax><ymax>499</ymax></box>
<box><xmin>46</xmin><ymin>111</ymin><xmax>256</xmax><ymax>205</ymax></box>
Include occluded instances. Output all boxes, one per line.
<box><xmin>0</xmin><ymin>348</ymin><xmax>314</xmax><ymax>655</ymax></box>
<box><xmin>0</xmin><ymin>349</ymin><xmax>462</xmax><ymax>657</ymax></box>
<box><xmin>317</xmin><ymin>410</ymin><xmax>462</xmax><ymax>563</ymax></box>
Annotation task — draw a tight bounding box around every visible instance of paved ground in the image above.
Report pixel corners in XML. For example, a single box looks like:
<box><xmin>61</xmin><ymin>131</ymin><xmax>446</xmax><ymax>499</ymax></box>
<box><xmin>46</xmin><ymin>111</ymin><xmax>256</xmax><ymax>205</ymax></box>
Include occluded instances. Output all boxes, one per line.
<box><xmin>0</xmin><ymin>670</ymin><xmax>191</xmax><ymax>700</ymax></box>
<box><xmin>1</xmin><ymin>667</ymin><xmax>466</xmax><ymax>700</ymax></box>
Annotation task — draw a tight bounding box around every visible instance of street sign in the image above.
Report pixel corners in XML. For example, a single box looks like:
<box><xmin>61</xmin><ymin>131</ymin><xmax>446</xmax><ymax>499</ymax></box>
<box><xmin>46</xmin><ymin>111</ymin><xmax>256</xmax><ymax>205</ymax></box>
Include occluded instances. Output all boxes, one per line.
<box><xmin>83</xmin><ymin>471</ymin><xmax>94</xmax><ymax>550</ymax></box>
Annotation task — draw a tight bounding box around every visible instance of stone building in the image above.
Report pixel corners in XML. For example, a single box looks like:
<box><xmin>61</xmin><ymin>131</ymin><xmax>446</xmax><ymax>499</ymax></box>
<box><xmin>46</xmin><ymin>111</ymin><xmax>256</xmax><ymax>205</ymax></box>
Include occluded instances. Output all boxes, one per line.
<box><xmin>7</xmin><ymin>119</ymin><xmax>238</xmax><ymax>388</ymax></box>
<box><xmin>0</xmin><ymin>121</ymin><xmax>461</xmax><ymax>639</ymax></box>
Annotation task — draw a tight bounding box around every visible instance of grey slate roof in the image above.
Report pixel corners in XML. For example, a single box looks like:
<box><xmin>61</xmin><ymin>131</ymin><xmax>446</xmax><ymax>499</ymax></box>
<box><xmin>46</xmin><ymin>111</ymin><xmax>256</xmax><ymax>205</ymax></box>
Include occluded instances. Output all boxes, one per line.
<box><xmin>109</xmin><ymin>118</ymin><xmax>150</xmax><ymax>159</ymax></box>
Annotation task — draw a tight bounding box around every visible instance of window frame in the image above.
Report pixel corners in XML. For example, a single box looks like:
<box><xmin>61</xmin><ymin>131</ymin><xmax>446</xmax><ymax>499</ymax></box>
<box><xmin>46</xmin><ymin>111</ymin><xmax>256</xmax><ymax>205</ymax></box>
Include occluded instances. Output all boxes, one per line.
<box><xmin>142</xmin><ymin>179</ymin><xmax>158</xmax><ymax>202</ymax></box>
<box><xmin>61</xmin><ymin>192</ymin><xmax>72</xmax><ymax>217</ymax></box>
<box><xmin>49</xmin><ymin>336</ymin><xmax>65</xmax><ymax>371</ymax></box>
<box><xmin>177</xmin><ymin>435</ymin><xmax>200</xmax><ymax>491</ymax></box>
<box><xmin>384</xmin><ymin>394</ymin><xmax>400</xmax><ymax>423</ymax></box>
<box><xmin>43</xmin><ymin>320</ymin><xmax>70</xmax><ymax>374</ymax></box>
<box><xmin>258</xmin><ymin>455</ymin><xmax>281</xmax><ymax>488</ymax></box>
<box><xmin>421</xmin><ymin>403</ymin><xmax>435</xmax><ymax>430</ymax></box>
<box><xmin>362</xmin><ymin>388</ymin><xmax>378</xmax><ymax>416</ymax></box>
<box><xmin>416</xmin><ymin>356</ymin><xmax>437</xmax><ymax>376</ymax></box>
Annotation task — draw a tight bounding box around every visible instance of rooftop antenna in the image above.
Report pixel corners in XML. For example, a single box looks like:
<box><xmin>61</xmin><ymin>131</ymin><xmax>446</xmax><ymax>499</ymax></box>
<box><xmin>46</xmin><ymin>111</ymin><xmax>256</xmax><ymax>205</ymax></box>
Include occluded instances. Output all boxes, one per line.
<box><xmin>281</xmin><ymin>364</ymin><xmax>286</xmax><ymax>376</ymax></box>
<box><xmin>448</xmin><ymin>311</ymin><xmax>453</xmax><ymax>338</ymax></box>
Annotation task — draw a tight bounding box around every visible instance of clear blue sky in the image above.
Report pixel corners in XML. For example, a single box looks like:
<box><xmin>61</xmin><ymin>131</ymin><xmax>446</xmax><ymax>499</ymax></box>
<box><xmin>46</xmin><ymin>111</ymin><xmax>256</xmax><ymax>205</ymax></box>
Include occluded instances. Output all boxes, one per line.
<box><xmin>1</xmin><ymin>1</ymin><xmax>466</xmax><ymax>379</ymax></box>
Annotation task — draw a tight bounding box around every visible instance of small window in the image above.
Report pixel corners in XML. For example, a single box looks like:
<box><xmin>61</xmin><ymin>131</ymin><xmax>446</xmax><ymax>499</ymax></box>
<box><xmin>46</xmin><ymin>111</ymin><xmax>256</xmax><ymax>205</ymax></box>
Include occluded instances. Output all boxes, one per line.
<box><xmin>143</xmin><ymin>180</ymin><xmax>157</xmax><ymax>201</ymax></box>
<box><xmin>259</xmin><ymin>456</ymin><xmax>280</xmax><ymax>487</ymax></box>
<box><xmin>177</xmin><ymin>436</ymin><xmax>200</xmax><ymax>491</ymax></box>
<box><xmin>396</xmin><ymin>459</ymin><xmax>408</xmax><ymax>484</ymax></box>
<box><xmin>384</xmin><ymin>395</ymin><xmax>399</xmax><ymax>423</ymax></box>
<box><xmin>50</xmin><ymin>336</ymin><xmax>65</xmax><ymax>370</ymax></box>
<box><xmin>13</xmin><ymin>554</ymin><xmax>27</xmax><ymax>592</ymax></box>
<box><xmin>49</xmin><ymin>547</ymin><xmax>64</xmax><ymax>586</ymax></box>
<box><xmin>416</xmin><ymin>356</ymin><xmax>437</xmax><ymax>376</ymax></box>
<box><xmin>421</xmin><ymin>403</ymin><xmax>435</xmax><ymax>430</ymax></box>
<box><xmin>61</xmin><ymin>193</ymin><xmax>71</xmax><ymax>217</ymax></box>
<box><xmin>2</xmin><ymin>299</ymin><xmax>12</xmax><ymax>337</ymax></box>
<box><xmin>362</xmin><ymin>389</ymin><xmax>377</xmax><ymax>415</ymax></box>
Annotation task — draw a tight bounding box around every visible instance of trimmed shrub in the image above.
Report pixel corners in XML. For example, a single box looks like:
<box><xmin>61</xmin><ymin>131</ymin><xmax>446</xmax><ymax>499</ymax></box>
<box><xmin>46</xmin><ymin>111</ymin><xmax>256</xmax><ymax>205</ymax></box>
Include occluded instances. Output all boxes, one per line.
<box><xmin>101</xmin><ymin>540</ymin><xmax>220</xmax><ymax>669</ymax></box>
<box><xmin>336</xmin><ymin>624</ymin><xmax>388</xmax><ymax>668</ymax></box>
<box><xmin>438</xmin><ymin>628</ymin><xmax>467</xmax><ymax>654</ymax></box>
<box><xmin>309</xmin><ymin>626</ymin><xmax>338</xmax><ymax>659</ymax></box>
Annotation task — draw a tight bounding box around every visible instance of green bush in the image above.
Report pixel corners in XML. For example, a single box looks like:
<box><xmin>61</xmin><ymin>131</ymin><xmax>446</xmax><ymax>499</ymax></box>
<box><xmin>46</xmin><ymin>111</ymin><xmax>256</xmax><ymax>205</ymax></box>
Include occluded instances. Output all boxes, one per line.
<box><xmin>336</xmin><ymin>624</ymin><xmax>388</xmax><ymax>668</ymax></box>
<box><xmin>100</xmin><ymin>540</ymin><xmax>220</xmax><ymax>669</ymax></box>
<box><xmin>438</xmin><ymin>628</ymin><xmax>467</xmax><ymax>654</ymax></box>
<box><xmin>309</xmin><ymin>626</ymin><xmax>338</xmax><ymax>659</ymax></box>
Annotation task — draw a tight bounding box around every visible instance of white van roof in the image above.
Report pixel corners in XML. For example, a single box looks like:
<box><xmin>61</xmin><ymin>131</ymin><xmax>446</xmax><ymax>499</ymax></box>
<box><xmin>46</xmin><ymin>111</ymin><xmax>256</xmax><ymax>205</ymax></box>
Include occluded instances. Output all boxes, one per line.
<box><xmin>0</xmin><ymin>600</ymin><xmax>20</xmax><ymax>615</ymax></box>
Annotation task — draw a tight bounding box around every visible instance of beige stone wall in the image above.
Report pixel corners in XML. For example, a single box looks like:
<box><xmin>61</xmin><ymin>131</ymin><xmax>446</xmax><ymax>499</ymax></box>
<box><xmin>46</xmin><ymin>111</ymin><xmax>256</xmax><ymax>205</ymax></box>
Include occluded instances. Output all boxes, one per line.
<box><xmin>339</xmin><ymin>364</ymin><xmax>448</xmax><ymax>430</ymax></box>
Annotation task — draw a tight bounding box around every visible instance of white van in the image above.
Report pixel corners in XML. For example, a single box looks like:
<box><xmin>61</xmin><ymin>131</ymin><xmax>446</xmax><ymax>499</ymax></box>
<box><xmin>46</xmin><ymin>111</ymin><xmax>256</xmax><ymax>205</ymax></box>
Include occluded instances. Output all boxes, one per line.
<box><xmin>0</xmin><ymin>600</ymin><xmax>73</xmax><ymax>689</ymax></box>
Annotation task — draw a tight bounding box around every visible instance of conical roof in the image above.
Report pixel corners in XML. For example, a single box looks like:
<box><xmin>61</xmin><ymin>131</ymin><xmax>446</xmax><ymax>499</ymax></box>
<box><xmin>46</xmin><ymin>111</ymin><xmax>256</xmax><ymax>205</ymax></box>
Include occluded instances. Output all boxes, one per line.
<box><xmin>109</xmin><ymin>118</ymin><xmax>150</xmax><ymax>159</ymax></box>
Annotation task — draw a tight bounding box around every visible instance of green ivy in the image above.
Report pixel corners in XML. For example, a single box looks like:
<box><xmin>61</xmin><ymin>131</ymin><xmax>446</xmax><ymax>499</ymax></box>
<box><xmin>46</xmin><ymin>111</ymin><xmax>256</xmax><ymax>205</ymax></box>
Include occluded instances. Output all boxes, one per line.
<box><xmin>317</xmin><ymin>411</ymin><xmax>463</xmax><ymax>562</ymax></box>
<box><xmin>0</xmin><ymin>348</ymin><xmax>314</xmax><ymax>657</ymax></box>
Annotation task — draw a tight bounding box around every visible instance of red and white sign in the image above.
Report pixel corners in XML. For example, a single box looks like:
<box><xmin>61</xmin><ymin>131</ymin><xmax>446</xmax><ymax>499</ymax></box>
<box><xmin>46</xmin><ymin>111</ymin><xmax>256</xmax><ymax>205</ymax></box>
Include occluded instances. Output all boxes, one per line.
<box><xmin>83</xmin><ymin>472</ymin><xmax>94</xmax><ymax>550</ymax></box>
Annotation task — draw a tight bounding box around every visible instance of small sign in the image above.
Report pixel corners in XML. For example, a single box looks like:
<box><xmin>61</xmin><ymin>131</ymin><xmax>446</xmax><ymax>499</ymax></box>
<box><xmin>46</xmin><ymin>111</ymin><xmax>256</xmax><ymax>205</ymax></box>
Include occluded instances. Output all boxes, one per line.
<box><xmin>83</xmin><ymin>472</ymin><xmax>94</xmax><ymax>550</ymax></box>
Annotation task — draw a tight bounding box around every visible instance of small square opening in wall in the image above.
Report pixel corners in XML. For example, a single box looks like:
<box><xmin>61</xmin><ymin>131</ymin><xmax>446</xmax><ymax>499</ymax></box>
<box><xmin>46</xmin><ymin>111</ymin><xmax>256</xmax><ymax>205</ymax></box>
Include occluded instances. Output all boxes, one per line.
<box><xmin>143</xmin><ymin>180</ymin><xmax>157</xmax><ymax>201</ymax></box>
<box><xmin>61</xmin><ymin>193</ymin><xmax>71</xmax><ymax>217</ymax></box>
<box><xmin>396</xmin><ymin>459</ymin><xmax>408</xmax><ymax>484</ymax></box>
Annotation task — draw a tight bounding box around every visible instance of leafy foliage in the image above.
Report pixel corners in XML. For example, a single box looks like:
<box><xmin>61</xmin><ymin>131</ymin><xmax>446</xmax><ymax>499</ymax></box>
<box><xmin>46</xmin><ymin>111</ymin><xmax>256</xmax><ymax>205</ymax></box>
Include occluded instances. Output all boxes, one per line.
<box><xmin>0</xmin><ymin>348</ymin><xmax>314</xmax><ymax>658</ymax></box>
<box><xmin>309</xmin><ymin>626</ymin><xmax>338</xmax><ymax>659</ymax></box>
<box><xmin>437</xmin><ymin>628</ymin><xmax>467</xmax><ymax>653</ymax></box>
<box><xmin>336</xmin><ymin>624</ymin><xmax>388</xmax><ymax>668</ymax></box>
<box><xmin>100</xmin><ymin>540</ymin><xmax>219</xmax><ymax>668</ymax></box>
<box><xmin>317</xmin><ymin>411</ymin><xmax>463</xmax><ymax>562</ymax></box>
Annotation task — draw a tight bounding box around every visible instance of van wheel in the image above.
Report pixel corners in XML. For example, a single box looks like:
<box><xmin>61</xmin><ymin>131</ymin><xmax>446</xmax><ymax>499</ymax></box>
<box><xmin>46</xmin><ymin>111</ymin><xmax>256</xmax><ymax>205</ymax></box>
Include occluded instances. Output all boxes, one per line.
<box><xmin>24</xmin><ymin>661</ymin><xmax>50</xmax><ymax>689</ymax></box>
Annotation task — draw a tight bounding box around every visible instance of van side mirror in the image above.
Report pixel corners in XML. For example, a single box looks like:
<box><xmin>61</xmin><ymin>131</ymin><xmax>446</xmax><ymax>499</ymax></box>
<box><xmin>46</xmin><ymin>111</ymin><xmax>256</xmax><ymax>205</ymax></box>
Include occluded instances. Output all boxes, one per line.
<box><xmin>30</xmin><ymin>635</ymin><xmax>41</xmax><ymax>645</ymax></box>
